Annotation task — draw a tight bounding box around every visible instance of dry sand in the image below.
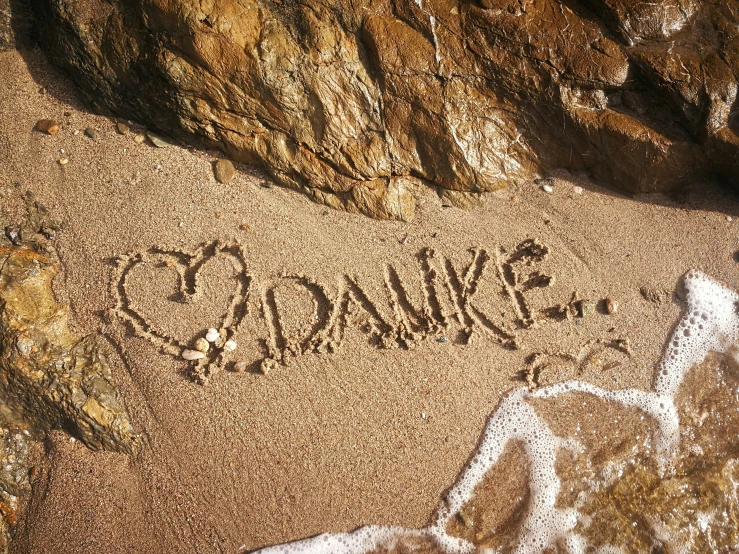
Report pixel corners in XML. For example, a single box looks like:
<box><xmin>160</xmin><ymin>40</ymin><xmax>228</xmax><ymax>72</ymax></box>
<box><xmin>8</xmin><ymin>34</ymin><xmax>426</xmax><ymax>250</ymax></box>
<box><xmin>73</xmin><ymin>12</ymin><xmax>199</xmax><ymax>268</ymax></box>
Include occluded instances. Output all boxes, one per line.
<box><xmin>1</xmin><ymin>47</ymin><xmax>739</xmax><ymax>553</ymax></box>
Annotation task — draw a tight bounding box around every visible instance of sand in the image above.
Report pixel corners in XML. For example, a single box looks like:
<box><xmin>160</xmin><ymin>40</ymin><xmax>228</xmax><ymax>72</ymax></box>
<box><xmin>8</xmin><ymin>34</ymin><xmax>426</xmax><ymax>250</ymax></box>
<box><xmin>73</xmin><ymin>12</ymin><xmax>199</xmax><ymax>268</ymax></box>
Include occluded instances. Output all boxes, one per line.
<box><xmin>1</xmin><ymin>46</ymin><xmax>739</xmax><ymax>553</ymax></box>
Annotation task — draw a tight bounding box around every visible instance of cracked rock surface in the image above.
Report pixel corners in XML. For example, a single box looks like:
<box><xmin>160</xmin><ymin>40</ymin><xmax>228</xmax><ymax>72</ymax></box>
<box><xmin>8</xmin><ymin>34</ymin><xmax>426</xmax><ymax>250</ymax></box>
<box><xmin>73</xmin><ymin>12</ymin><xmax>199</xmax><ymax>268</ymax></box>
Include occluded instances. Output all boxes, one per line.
<box><xmin>31</xmin><ymin>0</ymin><xmax>739</xmax><ymax>218</ymax></box>
<box><xmin>0</xmin><ymin>196</ymin><xmax>140</xmax><ymax>553</ymax></box>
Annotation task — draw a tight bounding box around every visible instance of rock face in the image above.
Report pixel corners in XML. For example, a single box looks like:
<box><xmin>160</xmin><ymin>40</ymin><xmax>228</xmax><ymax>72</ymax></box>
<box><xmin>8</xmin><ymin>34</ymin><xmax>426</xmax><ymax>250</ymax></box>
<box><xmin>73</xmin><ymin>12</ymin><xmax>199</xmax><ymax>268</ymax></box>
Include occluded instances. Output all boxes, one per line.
<box><xmin>0</xmin><ymin>0</ymin><xmax>31</xmax><ymax>51</ymax></box>
<box><xmin>0</xmin><ymin>194</ymin><xmax>140</xmax><ymax>553</ymax></box>
<box><xmin>31</xmin><ymin>0</ymin><xmax>739</xmax><ymax>218</ymax></box>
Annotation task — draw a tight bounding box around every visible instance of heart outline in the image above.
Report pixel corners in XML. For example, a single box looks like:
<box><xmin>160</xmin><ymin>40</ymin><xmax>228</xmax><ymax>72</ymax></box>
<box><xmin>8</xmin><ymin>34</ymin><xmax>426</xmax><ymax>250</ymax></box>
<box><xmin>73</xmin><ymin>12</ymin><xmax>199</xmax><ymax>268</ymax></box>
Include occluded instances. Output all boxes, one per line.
<box><xmin>111</xmin><ymin>240</ymin><xmax>251</xmax><ymax>384</ymax></box>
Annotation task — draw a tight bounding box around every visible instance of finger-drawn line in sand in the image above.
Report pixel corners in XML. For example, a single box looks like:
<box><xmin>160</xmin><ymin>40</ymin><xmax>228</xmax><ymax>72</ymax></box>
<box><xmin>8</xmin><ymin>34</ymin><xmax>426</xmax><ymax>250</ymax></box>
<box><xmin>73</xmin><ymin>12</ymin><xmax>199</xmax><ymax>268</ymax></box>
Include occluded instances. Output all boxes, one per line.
<box><xmin>442</xmin><ymin>248</ymin><xmax>518</xmax><ymax>348</ymax></box>
<box><xmin>520</xmin><ymin>338</ymin><xmax>632</xmax><ymax>389</ymax></box>
<box><xmin>495</xmin><ymin>239</ymin><xmax>553</xmax><ymax>328</ymax></box>
<box><xmin>260</xmin><ymin>274</ymin><xmax>336</xmax><ymax>374</ymax></box>
<box><xmin>111</xmin><ymin>240</ymin><xmax>251</xmax><ymax>384</ymax></box>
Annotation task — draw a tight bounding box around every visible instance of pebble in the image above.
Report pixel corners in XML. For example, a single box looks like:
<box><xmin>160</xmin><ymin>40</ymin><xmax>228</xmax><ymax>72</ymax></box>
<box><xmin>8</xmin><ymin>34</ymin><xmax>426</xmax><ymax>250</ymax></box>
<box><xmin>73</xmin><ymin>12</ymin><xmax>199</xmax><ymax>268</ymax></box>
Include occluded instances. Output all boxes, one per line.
<box><xmin>133</xmin><ymin>134</ymin><xmax>146</xmax><ymax>144</ymax></box>
<box><xmin>223</xmin><ymin>339</ymin><xmax>237</xmax><ymax>351</ymax></box>
<box><xmin>437</xmin><ymin>336</ymin><xmax>449</xmax><ymax>343</ymax></box>
<box><xmin>605</xmin><ymin>298</ymin><xmax>619</xmax><ymax>315</ymax></box>
<box><xmin>542</xmin><ymin>184</ymin><xmax>554</xmax><ymax>193</ymax></box>
<box><xmin>116</xmin><ymin>122</ymin><xmax>130</xmax><ymax>135</ymax></box>
<box><xmin>573</xmin><ymin>186</ymin><xmax>583</xmax><ymax>194</ymax></box>
<box><xmin>84</xmin><ymin>127</ymin><xmax>97</xmax><ymax>139</ymax></box>
<box><xmin>35</xmin><ymin>119</ymin><xmax>59</xmax><ymax>135</ymax></box>
<box><xmin>233</xmin><ymin>361</ymin><xmax>248</xmax><ymax>372</ymax></box>
<box><xmin>182</xmin><ymin>349</ymin><xmax>205</xmax><ymax>361</ymax></box>
<box><xmin>213</xmin><ymin>159</ymin><xmax>236</xmax><ymax>184</ymax></box>
<box><xmin>194</xmin><ymin>338</ymin><xmax>210</xmax><ymax>353</ymax></box>
<box><xmin>578</xmin><ymin>299</ymin><xmax>596</xmax><ymax>318</ymax></box>
<box><xmin>58</xmin><ymin>158</ymin><xmax>69</xmax><ymax>165</ymax></box>
<box><xmin>147</xmin><ymin>132</ymin><xmax>171</xmax><ymax>148</ymax></box>
<box><xmin>727</xmin><ymin>216</ymin><xmax>733</xmax><ymax>222</ymax></box>
<box><xmin>205</xmin><ymin>328</ymin><xmax>220</xmax><ymax>342</ymax></box>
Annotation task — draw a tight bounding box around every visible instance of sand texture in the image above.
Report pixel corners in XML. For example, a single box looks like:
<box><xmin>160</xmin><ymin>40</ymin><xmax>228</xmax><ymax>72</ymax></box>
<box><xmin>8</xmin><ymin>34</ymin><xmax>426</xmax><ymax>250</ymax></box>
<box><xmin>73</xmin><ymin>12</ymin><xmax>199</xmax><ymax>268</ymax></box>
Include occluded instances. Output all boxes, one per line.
<box><xmin>2</xmin><ymin>48</ymin><xmax>739</xmax><ymax>553</ymax></box>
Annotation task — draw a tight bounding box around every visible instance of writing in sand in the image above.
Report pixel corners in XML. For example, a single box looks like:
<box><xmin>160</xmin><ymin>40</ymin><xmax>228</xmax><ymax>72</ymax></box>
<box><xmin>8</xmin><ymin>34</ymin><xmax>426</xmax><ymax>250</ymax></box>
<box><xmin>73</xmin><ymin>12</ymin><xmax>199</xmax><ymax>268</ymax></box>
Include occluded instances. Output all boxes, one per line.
<box><xmin>111</xmin><ymin>238</ymin><xmax>606</xmax><ymax>383</ymax></box>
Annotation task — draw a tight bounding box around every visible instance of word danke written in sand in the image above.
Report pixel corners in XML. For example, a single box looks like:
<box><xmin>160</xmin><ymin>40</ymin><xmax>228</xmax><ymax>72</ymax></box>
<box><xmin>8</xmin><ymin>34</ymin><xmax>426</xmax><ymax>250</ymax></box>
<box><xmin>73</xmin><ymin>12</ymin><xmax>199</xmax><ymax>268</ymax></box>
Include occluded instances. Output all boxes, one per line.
<box><xmin>112</xmin><ymin>239</ymin><xmax>584</xmax><ymax>383</ymax></box>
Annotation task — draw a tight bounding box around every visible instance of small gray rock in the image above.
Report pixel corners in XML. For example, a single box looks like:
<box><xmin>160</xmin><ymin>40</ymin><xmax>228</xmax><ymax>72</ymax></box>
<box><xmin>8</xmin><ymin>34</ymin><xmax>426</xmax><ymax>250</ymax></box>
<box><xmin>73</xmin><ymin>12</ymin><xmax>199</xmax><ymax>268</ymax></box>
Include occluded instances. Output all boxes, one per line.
<box><xmin>84</xmin><ymin>127</ymin><xmax>97</xmax><ymax>139</ymax></box>
<box><xmin>115</xmin><ymin>122</ymin><xmax>130</xmax><ymax>135</ymax></box>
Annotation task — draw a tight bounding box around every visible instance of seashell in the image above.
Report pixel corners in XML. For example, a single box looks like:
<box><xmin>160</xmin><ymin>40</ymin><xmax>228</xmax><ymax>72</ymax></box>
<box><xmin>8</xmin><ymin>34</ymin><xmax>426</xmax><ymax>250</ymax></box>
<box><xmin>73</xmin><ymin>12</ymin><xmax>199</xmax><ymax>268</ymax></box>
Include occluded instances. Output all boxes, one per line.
<box><xmin>205</xmin><ymin>328</ymin><xmax>220</xmax><ymax>342</ymax></box>
<box><xmin>223</xmin><ymin>339</ymin><xmax>237</xmax><ymax>351</ymax></box>
<box><xmin>182</xmin><ymin>349</ymin><xmax>205</xmax><ymax>361</ymax></box>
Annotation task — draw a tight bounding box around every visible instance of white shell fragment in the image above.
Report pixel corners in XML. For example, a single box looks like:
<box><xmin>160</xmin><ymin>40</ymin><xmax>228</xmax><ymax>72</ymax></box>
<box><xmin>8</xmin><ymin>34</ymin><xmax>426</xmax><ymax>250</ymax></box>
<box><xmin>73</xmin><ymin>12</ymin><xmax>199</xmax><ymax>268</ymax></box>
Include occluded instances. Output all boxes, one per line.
<box><xmin>181</xmin><ymin>349</ymin><xmax>205</xmax><ymax>361</ymax></box>
<box><xmin>542</xmin><ymin>184</ymin><xmax>553</xmax><ymax>193</ymax></box>
<box><xmin>205</xmin><ymin>328</ymin><xmax>220</xmax><ymax>342</ymax></box>
<box><xmin>224</xmin><ymin>339</ymin><xmax>237</xmax><ymax>351</ymax></box>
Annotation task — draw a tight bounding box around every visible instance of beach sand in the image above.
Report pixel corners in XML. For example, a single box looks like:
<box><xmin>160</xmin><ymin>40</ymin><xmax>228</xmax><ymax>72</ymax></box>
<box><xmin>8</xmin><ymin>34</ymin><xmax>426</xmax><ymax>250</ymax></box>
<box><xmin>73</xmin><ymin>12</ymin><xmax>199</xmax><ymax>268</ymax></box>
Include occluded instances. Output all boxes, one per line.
<box><xmin>2</xmin><ymin>47</ymin><xmax>739</xmax><ymax>553</ymax></box>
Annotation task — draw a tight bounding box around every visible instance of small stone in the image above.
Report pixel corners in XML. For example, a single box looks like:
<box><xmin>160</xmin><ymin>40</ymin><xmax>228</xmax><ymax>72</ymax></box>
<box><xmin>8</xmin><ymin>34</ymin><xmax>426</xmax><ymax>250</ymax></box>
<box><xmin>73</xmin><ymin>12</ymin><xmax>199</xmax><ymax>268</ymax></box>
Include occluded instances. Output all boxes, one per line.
<box><xmin>73</xmin><ymin>130</ymin><xmax>80</xmax><ymax>136</ymax></box>
<box><xmin>116</xmin><ymin>122</ymin><xmax>130</xmax><ymax>135</ymax></box>
<box><xmin>58</xmin><ymin>158</ymin><xmax>69</xmax><ymax>165</ymax></box>
<box><xmin>224</xmin><ymin>339</ymin><xmax>237</xmax><ymax>351</ymax></box>
<box><xmin>605</xmin><ymin>298</ymin><xmax>619</xmax><ymax>315</ymax></box>
<box><xmin>182</xmin><ymin>349</ymin><xmax>205</xmax><ymax>361</ymax></box>
<box><xmin>727</xmin><ymin>216</ymin><xmax>733</xmax><ymax>222</ymax></box>
<box><xmin>84</xmin><ymin>127</ymin><xmax>97</xmax><ymax>139</ymax></box>
<box><xmin>146</xmin><ymin>132</ymin><xmax>171</xmax><ymax>148</ymax></box>
<box><xmin>193</xmin><ymin>338</ymin><xmax>210</xmax><ymax>353</ymax></box>
<box><xmin>205</xmin><ymin>328</ymin><xmax>220</xmax><ymax>342</ymax></box>
<box><xmin>233</xmin><ymin>361</ymin><xmax>248</xmax><ymax>372</ymax></box>
<box><xmin>133</xmin><ymin>133</ymin><xmax>146</xmax><ymax>144</ymax></box>
<box><xmin>35</xmin><ymin>119</ymin><xmax>59</xmax><ymax>135</ymax></box>
<box><xmin>542</xmin><ymin>184</ymin><xmax>554</xmax><ymax>193</ymax></box>
<box><xmin>577</xmin><ymin>299</ymin><xmax>596</xmax><ymax>318</ymax></box>
<box><xmin>640</xmin><ymin>286</ymin><xmax>670</xmax><ymax>305</ymax></box>
<box><xmin>573</xmin><ymin>186</ymin><xmax>583</xmax><ymax>194</ymax></box>
<box><xmin>4</xmin><ymin>225</ymin><xmax>21</xmax><ymax>245</ymax></box>
<box><xmin>213</xmin><ymin>159</ymin><xmax>236</xmax><ymax>183</ymax></box>
<box><xmin>436</xmin><ymin>336</ymin><xmax>448</xmax><ymax>343</ymax></box>
<box><xmin>239</xmin><ymin>223</ymin><xmax>250</xmax><ymax>231</ymax></box>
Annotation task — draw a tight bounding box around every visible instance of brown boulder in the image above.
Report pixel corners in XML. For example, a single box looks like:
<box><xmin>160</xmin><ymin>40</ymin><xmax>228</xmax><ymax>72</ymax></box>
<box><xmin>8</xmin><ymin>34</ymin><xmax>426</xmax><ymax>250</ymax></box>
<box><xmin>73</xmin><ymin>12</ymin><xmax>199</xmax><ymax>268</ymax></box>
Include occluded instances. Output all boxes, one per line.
<box><xmin>29</xmin><ymin>0</ymin><xmax>739</xmax><ymax>218</ymax></box>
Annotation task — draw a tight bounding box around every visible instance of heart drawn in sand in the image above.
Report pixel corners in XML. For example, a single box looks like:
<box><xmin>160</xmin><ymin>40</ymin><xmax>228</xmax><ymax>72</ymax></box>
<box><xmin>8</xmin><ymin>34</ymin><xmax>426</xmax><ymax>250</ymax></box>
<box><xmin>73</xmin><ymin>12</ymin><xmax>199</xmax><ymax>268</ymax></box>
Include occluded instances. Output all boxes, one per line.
<box><xmin>111</xmin><ymin>241</ymin><xmax>251</xmax><ymax>383</ymax></box>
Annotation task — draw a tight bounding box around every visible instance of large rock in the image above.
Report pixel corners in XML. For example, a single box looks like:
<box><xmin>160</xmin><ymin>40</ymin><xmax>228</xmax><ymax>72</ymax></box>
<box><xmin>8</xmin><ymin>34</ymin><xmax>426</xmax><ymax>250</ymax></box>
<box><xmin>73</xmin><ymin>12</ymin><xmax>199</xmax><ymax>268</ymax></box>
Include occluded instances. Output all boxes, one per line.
<box><xmin>0</xmin><ymin>0</ymin><xmax>32</xmax><ymax>51</ymax></box>
<box><xmin>30</xmin><ymin>0</ymin><xmax>739</xmax><ymax>218</ymax></box>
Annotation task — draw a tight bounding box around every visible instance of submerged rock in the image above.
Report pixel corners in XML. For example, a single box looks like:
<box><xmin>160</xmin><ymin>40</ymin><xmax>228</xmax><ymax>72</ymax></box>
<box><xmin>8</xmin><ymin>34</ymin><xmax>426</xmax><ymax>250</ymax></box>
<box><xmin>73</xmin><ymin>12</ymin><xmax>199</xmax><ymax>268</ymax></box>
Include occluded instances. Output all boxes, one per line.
<box><xmin>30</xmin><ymin>0</ymin><xmax>739</xmax><ymax>218</ymax></box>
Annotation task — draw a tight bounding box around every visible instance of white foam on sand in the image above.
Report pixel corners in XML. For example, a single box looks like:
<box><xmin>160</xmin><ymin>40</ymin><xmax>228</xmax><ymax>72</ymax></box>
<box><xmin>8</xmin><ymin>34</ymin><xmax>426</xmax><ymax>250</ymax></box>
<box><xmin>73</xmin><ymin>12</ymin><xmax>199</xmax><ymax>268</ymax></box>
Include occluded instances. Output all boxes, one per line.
<box><xmin>252</xmin><ymin>270</ymin><xmax>739</xmax><ymax>554</ymax></box>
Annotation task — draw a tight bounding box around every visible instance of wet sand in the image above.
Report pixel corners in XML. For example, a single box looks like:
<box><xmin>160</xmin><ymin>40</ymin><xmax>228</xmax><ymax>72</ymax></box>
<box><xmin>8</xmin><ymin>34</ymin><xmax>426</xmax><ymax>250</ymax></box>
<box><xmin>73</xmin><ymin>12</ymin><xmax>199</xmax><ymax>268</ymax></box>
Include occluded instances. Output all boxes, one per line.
<box><xmin>2</xmin><ymin>47</ymin><xmax>739</xmax><ymax>553</ymax></box>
